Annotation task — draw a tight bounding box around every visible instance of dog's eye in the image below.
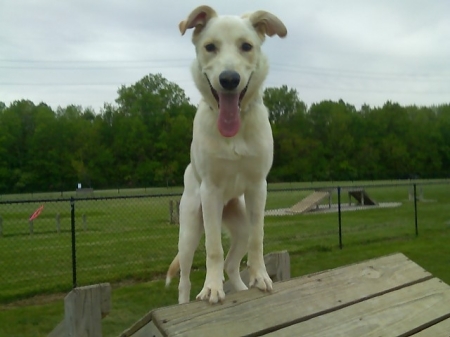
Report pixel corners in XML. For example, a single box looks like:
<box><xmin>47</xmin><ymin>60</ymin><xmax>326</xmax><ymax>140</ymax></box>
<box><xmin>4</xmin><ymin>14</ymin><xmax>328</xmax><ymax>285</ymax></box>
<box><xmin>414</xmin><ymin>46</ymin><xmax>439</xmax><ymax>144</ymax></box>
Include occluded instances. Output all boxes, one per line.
<box><xmin>205</xmin><ymin>43</ymin><xmax>216</xmax><ymax>52</ymax></box>
<box><xmin>241</xmin><ymin>42</ymin><xmax>253</xmax><ymax>52</ymax></box>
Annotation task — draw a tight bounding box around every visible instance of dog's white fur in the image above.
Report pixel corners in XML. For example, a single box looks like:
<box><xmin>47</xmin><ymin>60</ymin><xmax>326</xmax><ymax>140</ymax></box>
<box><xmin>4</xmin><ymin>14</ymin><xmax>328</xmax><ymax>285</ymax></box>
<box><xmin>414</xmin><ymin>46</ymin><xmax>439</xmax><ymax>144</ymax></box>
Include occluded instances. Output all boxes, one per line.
<box><xmin>166</xmin><ymin>6</ymin><xmax>287</xmax><ymax>304</ymax></box>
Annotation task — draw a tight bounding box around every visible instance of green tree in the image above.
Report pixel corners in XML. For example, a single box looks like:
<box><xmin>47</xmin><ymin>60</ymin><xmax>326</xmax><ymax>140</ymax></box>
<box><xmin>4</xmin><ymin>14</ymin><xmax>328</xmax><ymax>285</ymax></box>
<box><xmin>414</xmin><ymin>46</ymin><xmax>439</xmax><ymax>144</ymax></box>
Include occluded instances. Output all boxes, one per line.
<box><xmin>307</xmin><ymin>100</ymin><xmax>357</xmax><ymax>181</ymax></box>
<box><xmin>114</xmin><ymin>73</ymin><xmax>195</xmax><ymax>186</ymax></box>
<box><xmin>263</xmin><ymin>86</ymin><xmax>309</xmax><ymax>181</ymax></box>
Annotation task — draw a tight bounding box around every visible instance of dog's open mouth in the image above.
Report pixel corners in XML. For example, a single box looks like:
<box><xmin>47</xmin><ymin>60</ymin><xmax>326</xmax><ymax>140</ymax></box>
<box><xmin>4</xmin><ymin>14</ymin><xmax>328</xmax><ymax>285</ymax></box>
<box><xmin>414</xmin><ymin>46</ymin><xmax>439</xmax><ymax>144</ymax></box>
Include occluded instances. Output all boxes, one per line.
<box><xmin>206</xmin><ymin>75</ymin><xmax>250</xmax><ymax>138</ymax></box>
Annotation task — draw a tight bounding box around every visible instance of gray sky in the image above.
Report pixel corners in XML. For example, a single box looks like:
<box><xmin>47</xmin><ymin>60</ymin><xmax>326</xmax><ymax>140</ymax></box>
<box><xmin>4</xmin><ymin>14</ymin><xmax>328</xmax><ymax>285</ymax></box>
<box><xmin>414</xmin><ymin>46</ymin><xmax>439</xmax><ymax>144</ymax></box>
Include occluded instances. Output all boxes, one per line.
<box><xmin>1</xmin><ymin>0</ymin><xmax>449</xmax><ymax>111</ymax></box>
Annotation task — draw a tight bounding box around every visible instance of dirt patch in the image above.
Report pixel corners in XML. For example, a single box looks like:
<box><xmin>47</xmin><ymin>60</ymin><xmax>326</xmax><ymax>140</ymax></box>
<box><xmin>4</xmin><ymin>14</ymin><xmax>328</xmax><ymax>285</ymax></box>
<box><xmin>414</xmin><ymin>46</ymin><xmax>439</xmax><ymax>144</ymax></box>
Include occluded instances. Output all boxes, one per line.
<box><xmin>0</xmin><ymin>292</ymin><xmax>66</xmax><ymax>309</ymax></box>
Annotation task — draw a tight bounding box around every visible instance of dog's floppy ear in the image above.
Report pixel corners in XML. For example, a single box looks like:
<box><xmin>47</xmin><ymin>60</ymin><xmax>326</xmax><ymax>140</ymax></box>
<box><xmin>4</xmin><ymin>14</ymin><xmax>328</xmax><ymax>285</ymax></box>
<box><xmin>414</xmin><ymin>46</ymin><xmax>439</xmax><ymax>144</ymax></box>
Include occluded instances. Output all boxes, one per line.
<box><xmin>248</xmin><ymin>11</ymin><xmax>287</xmax><ymax>39</ymax></box>
<box><xmin>179</xmin><ymin>5</ymin><xmax>217</xmax><ymax>36</ymax></box>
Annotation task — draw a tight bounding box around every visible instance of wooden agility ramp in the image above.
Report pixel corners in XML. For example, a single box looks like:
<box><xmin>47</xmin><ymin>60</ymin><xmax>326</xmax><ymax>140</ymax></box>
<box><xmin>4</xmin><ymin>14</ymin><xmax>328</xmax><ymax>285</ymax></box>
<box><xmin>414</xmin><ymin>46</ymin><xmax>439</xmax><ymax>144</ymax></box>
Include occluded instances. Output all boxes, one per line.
<box><xmin>120</xmin><ymin>253</ymin><xmax>450</xmax><ymax>336</ymax></box>
<box><xmin>290</xmin><ymin>190</ymin><xmax>330</xmax><ymax>214</ymax></box>
<box><xmin>347</xmin><ymin>188</ymin><xmax>377</xmax><ymax>206</ymax></box>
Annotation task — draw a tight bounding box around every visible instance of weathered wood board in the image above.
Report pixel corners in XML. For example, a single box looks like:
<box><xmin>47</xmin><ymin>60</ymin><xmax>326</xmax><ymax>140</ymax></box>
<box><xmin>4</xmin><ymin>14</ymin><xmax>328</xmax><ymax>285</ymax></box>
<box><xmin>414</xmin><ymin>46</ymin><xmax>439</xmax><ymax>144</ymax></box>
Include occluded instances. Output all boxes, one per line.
<box><xmin>125</xmin><ymin>253</ymin><xmax>450</xmax><ymax>337</ymax></box>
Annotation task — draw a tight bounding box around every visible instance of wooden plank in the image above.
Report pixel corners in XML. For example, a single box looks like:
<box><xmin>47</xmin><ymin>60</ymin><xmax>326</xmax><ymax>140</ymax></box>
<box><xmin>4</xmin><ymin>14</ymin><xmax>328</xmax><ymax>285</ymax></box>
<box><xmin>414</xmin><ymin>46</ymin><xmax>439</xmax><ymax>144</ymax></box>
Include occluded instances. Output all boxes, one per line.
<box><xmin>266</xmin><ymin>278</ymin><xmax>450</xmax><ymax>336</ymax></box>
<box><xmin>290</xmin><ymin>191</ymin><xmax>329</xmax><ymax>214</ymax></box>
<box><xmin>124</xmin><ymin>252</ymin><xmax>290</xmax><ymax>336</ymax></box>
<box><xmin>49</xmin><ymin>283</ymin><xmax>111</xmax><ymax>337</ymax></box>
<box><xmin>99</xmin><ymin>283</ymin><xmax>111</xmax><ymax>318</ymax></box>
<box><xmin>119</xmin><ymin>311</ymin><xmax>153</xmax><ymax>337</ymax></box>
<box><xmin>132</xmin><ymin>321</ymin><xmax>164</xmax><ymax>337</ymax></box>
<box><xmin>414</xmin><ymin>317</ymin><xmax>450</xmax><ymax>337</ymax></box>
<box><xmin>48</xmin><ymin>321</ymin><xmax>65</xmax><ymax>337</ymax></box>
<box><xmin>64</xmin><ymin>283</ymin><xmax>111</xmax><ymax>337</ymax></box>
<box><xmin>152</xmin><ymin>253</ymin><xmax>432</xmax><ymax>337</ymax></box>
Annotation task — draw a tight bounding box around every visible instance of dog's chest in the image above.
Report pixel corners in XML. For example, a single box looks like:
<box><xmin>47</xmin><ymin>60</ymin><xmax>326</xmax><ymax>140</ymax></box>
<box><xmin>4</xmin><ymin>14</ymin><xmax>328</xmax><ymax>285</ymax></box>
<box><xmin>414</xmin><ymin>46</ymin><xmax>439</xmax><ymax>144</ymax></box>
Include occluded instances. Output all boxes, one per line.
<box><xmin>210</xmin><ymin>136</ymin><xmax>272</xmax><ymax>178</ymax></box>
<box><xmin>218</xmin><ymin>137</ymin><xmax>256</xmax><ymax>159</ymax></box>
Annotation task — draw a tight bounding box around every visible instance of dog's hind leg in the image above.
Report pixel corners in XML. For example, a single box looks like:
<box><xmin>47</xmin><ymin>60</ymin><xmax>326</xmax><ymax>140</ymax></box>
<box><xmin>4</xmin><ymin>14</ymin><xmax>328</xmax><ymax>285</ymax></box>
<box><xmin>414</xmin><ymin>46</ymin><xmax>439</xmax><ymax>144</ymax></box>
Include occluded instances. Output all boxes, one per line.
<box><xmin>223</xmin><ymin>197</ymin><xmax>249</xmax><ymax>292</ymax></box>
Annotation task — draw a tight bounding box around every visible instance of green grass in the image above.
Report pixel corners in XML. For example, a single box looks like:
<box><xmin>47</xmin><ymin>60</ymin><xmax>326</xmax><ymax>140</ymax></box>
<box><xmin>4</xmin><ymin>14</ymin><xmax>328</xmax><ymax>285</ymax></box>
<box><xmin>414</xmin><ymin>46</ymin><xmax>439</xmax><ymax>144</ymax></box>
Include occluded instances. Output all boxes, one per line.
<box><xmin>0</xmin><ymin>181</ymin><xmax>449</xmax><ymax>336</ymax></box>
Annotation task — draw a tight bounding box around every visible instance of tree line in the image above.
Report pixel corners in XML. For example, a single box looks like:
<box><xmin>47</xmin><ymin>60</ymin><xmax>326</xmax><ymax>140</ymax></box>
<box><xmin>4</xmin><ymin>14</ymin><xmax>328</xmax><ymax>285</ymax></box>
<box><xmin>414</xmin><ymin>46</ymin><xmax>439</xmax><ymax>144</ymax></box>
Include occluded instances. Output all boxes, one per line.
<box><xmin>0</xmin><ymin>74</ymin><xmax>448</xmax><ymax>193</ymax></box>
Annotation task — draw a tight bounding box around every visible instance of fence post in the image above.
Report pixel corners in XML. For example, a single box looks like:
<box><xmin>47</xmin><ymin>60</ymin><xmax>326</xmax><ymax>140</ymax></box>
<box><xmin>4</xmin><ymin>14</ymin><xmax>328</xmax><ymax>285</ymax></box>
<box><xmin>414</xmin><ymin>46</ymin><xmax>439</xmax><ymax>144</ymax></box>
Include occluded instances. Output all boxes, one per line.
<box><xmin>71</xmin><ymin>197</ymin><xmax>77</xmax><ymax>288</ymax></box>
<box><xmin>169</xmin><ymin>200</ymin><xmax>173</xmax><ymax>223</ymax></box>
<box><xmin>414</xmin><ymin>184</ymin><xmax>418</xmax><ymax>236</ymax></box>
<box><xmin>169</xmin><ymin>200</ymin><xmax>180</xmax><ymax>224</ymax></box>
<box><xmin>338</xmin><ymin>187</ymin><xmax>342</xmax><ymax>249</ymax></box>
<box><xmin>328</xmin><ymin>191</ymin><xmax>332</xmax><ymax>208</ymax></box>
<box><xmin>29</xmin><ymin>220</ymin><xmax>34</xmax><ymax>235</ymax></box>
<box><xmin>56</xmin><ymin>213</ymin><xmax>61</xmax><ymax>233</ymax></box>
<box><xmin>82</xmin><ymin>213</ymin><xmax>87</xmax><ymax>231</ymax></box>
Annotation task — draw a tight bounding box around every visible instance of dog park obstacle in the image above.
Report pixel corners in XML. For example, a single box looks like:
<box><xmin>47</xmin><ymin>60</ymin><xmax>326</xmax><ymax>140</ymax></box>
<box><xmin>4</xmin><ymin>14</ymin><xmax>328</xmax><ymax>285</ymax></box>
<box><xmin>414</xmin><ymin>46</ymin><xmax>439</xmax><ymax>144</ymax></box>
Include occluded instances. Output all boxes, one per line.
<box><xmin>120</xmin><ymin>251</ymin><xmax>291</xmax><ymax>337</ymax></box>
<box><xmin>290</xmin><ymin>190</ymin><xmax>331</xmax><ymax>214</ymax></box>
<box><xmin>347</xmin><ymin>188</ymin><xmax>377</xmax><ymax>206</ymax></box>
<box><xmin>48</xmin><ymin>283</ymin><xmax>111</xmax><ymax>337</ymax></box>
<box><xmin>120</xmin><ymin>253</ymin><xmax>450</xmax><ymax>337</ymax></box>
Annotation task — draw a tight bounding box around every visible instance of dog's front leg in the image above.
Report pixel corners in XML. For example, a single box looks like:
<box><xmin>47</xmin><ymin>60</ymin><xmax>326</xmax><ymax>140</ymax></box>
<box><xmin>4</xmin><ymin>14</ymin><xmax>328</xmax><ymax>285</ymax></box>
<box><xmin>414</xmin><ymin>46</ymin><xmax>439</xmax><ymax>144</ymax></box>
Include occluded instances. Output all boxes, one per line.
<box><xmin>245</xmin><ymin>181</ymin><xmax>273</xmax><ymax>292</ymax></box>
<box><xmin>196</xmin><ymin>183</ymin><xmax>225</xmax><ymax>304</ymax></box>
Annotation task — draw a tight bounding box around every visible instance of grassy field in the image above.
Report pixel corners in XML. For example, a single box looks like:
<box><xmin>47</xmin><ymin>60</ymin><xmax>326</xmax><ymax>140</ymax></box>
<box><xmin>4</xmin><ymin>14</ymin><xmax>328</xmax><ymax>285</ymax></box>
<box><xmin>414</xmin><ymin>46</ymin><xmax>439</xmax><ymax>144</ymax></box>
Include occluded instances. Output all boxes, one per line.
<box><xmin>0</xmin><ymin>181</ymin><xmax>449</xmax><ymax>336</ymax></box>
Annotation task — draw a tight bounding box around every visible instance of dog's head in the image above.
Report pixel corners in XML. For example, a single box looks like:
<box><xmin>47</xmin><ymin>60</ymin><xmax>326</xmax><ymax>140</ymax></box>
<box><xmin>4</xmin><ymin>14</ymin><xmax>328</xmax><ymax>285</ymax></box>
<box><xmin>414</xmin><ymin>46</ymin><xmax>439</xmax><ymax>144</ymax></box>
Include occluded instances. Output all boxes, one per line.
<box><xmin>180</xmin><ymin>6</ymin><xmax>287</xmax><ymax>137</ymax></box>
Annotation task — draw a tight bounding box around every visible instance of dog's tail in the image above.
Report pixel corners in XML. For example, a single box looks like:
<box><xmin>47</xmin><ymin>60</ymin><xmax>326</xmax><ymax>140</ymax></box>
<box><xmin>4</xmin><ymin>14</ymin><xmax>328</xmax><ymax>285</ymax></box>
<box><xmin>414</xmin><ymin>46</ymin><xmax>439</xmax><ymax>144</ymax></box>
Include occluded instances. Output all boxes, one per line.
<box><xmin>165</xmin><ymin>253</ymin><xmax>180</xmax><ymax>287</ymax></box>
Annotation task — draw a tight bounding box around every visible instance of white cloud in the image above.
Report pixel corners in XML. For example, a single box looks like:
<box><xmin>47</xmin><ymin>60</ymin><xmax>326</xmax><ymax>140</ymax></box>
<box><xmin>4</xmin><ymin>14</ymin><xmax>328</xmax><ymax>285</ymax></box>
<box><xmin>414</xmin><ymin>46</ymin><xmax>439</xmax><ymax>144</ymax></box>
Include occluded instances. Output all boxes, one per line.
<box><xmin>0</xmin><ymin>0</ymin><xmax>449</xmax><ymax>110</ymax></box>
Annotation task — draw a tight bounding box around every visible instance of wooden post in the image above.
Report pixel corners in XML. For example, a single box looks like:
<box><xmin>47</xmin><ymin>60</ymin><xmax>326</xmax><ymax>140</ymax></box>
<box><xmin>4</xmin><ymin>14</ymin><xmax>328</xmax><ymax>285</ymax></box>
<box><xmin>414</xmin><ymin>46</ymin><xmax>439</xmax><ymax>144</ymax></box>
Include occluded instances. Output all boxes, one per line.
<box><xmin>361</xmin><ymin>190</ymin><xmax>365</xmax><ymax>205</ymax></box>
<box><xmin>48</xmin><ymin>283</ymin><xmax>111</xmax><ymax>337</ymax></box>
<box><xmin>82</xmin><ymin>214</ymin><xmax>87</xmax><ymax>231</ymax></box>
<box><xmin>223</xmin><ymin>251</ymin><xmax>290</xmax><ymax>294</ymax></box>
<box><xmin>56</xmin><ymin>213</ymin><xmax>61</xmax><ymax>234</ymax></box>
<box><xmin>169</xmin><ymin>200</ymin><xmax>174</xmax><ymax>224</ymax></box>
<box><xmin>265</xmin><ymin>250</ymin><xmax>291</xmax><ymax>282</ymax></box>
<box><xmin>29</xmin><ymin>220</ymin><xmax>33</xmax><ymax>235</ymax></box>
<box><xmin>169</xmin><ymin>200</ymin><xmax>180</xmax><ymax>224</ymax></box>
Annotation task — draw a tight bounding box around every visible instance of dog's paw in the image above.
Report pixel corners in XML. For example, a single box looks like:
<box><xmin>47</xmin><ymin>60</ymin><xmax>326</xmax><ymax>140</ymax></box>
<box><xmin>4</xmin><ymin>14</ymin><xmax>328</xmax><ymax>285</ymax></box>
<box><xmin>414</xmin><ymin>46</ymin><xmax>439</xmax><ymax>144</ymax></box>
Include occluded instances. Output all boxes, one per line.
<box><xmin>249</xmin><ymin>267</ymin><xmax>273</xmax><ymax>292</ymax></box>
<box><xmin>196</xmin><ymin>284</ymin><xmax>225</xmax><ymax>304</ymax></box>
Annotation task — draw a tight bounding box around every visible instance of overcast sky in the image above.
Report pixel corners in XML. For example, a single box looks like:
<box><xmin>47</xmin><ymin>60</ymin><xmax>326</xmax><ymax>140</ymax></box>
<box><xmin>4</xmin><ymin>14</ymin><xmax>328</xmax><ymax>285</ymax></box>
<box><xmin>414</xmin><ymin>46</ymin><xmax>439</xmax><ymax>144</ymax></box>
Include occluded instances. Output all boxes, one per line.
<box><xmin>1</xmin><ymin>0</ymin><xmax>449</xmax><ymax>111</ymax></box>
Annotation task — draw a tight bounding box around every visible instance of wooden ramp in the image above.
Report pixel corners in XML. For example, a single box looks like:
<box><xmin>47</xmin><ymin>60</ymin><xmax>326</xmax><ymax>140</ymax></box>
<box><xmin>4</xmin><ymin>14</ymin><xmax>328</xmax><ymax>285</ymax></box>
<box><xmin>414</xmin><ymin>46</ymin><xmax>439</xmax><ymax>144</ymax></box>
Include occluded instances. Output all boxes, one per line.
<box><xmin>290</xmin><ymin>191</ymin><xmax>330</xmax><ymax>214</ymax></box>
<box><xmin>347</xmin><ymin>188</ymin><xmax>377</xmax><ymax>206</ymax></box>
<box><xmin>122</xmin><ymin>253</ymin><xmax>450</xmax><ymax>337</ymax></box>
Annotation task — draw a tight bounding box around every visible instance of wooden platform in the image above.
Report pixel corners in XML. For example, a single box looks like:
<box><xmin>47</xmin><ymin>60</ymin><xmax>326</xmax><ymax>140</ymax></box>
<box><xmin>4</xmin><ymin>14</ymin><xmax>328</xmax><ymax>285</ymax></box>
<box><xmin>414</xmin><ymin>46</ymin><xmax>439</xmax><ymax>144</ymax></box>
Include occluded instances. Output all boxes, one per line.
<box><xmin>124</xmin><ymin>253</ymin><xmax>450</xmax><ymax>337</ymax></box>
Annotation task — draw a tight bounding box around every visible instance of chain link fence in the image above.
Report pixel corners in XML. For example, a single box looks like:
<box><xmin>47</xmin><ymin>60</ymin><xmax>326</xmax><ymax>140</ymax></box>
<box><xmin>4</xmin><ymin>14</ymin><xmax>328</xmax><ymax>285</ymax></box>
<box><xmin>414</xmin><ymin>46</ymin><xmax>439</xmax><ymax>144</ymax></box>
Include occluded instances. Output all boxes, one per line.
<box><xmin>0</xmin><ymin>181</ymin><xmax>449</xmax><ymax>303</ymax></box>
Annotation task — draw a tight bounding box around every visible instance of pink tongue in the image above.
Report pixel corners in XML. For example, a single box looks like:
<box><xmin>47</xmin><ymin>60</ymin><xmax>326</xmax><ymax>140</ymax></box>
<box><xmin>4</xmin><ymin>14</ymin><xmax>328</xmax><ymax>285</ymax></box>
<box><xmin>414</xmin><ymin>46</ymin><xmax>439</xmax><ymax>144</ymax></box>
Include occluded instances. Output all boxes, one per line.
<box><xmin>217</xmin><ymin>92</ymin><xmax>240</xmax><ymax>137</ymax></box>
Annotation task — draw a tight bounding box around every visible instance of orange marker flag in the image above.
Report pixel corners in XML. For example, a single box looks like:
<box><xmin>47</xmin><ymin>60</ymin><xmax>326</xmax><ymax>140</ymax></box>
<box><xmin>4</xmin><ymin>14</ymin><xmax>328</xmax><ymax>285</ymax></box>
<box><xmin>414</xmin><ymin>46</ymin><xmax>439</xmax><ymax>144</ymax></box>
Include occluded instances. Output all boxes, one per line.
<box><xmin>29</xmin><ymin>205</ymin><xmax>44</xmax><ymax>221</ymax></box>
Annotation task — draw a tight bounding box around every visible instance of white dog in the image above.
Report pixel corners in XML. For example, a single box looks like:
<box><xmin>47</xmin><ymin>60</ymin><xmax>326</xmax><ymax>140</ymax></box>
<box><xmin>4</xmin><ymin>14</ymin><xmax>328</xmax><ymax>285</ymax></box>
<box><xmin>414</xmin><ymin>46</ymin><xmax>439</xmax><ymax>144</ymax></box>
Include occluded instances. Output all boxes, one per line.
<box><xmin>166</xmin><ymin>5</ymin><xmax>287</xmax><ymax>304</ymax></box>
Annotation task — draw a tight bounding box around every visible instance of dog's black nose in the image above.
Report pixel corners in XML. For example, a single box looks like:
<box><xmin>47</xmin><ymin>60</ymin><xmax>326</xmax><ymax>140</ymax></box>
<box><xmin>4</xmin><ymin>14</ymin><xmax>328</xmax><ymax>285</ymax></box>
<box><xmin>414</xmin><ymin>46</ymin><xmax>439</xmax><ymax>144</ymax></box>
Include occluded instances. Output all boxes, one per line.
<box><xmin>219</xmin><ymin>71</ymin><xmax>240</xmax><ymax>90</ymax></box>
